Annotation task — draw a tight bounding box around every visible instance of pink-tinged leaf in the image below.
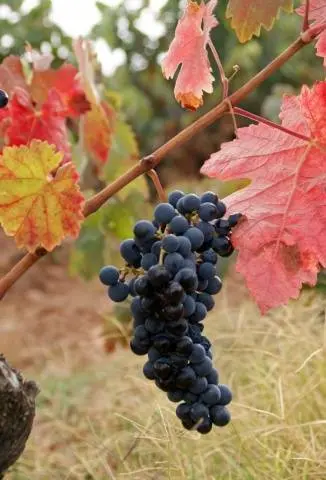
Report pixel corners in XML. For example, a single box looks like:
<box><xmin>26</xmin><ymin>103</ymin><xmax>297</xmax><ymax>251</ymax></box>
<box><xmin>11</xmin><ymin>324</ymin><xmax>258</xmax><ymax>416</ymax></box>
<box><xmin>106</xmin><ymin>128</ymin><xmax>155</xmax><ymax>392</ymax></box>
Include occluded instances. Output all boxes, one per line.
<box><xmin>201</xmin><ymin>81</ymin><xmax>326</xmax><ymax>313</ymax></box>
<box><xmin>162</xmin><ymin>0</ymin><xmax>218</xmax><ymax>110</ymax></box>
<box><xmin>297</xmin><ymin>0</ymin><xmax>326</xmax><ymax>65</ymax></box>
<box><xmin>0</xmin><ymin>56</ymin><xmax>29</xmax><ymax>97</ymax></box>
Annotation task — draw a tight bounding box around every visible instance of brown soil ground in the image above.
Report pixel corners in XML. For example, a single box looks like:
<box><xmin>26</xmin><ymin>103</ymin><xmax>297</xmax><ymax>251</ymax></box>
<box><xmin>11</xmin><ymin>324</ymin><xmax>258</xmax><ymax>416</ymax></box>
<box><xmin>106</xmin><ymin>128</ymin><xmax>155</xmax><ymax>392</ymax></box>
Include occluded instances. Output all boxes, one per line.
<box><xmin>0</xmin><ymin>232</ymin><xmax>110</xmax><ymax>370</ymax></box>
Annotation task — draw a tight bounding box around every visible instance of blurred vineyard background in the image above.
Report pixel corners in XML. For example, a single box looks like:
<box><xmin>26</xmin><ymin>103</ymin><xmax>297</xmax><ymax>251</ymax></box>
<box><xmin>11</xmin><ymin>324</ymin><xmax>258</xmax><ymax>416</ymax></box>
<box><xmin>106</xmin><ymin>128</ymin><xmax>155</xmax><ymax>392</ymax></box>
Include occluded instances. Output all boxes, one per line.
<box><xmin>1</xmin><ymin>1</ymin><xmax>326</xmax><ymax>478</ymax></box>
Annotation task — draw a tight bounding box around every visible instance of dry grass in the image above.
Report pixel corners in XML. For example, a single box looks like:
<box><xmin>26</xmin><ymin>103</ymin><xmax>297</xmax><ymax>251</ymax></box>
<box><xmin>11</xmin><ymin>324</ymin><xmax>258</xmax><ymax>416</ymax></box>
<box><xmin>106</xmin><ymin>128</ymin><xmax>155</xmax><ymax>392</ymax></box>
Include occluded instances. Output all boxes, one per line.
<box><xmin>7</xmin><ymin>288</ymin><xmax>326</xmax><ymax>480</ymax></box>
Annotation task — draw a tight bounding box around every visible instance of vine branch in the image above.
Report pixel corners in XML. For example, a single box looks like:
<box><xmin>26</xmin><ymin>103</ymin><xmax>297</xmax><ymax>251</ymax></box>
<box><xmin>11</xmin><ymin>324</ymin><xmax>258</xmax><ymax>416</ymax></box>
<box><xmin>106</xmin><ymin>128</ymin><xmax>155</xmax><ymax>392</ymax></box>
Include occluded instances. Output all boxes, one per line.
<box><xmin>0</xmin><ymin>23</ymin><xmax>324</xmax><ymax>300</ymax></box>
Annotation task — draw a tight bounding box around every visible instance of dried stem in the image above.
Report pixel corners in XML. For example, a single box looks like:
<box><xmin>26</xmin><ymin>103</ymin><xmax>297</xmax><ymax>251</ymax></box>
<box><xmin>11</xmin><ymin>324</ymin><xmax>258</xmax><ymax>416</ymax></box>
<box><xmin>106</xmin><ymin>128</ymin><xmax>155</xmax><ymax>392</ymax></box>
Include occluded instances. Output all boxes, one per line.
<box><xmin>208</xmin><ymin>39</ymin><xmax>228</xmax><ymax>98</ymax></box>
<box><xmin>0</xmin><ymin>24</ymin><xmax>324</xmax><ymax>300</ymax></box>
<box><xmin>233</xmin><ymin>107</ymin><xmax>311</xmax><ymax>142</ymax></box>
<box><xmin>147</xmin><ymin>169</ymin><xmax>168</xmax><ymax>202</ymax></box>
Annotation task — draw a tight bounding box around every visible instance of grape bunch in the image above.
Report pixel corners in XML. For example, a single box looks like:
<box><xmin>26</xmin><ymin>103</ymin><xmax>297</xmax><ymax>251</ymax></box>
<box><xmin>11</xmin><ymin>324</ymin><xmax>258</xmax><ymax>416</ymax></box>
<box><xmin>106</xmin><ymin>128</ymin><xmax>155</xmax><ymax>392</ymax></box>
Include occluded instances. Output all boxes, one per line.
<box><xmin>99</xmin><ymin>191</ymin><xmax>241</xmax><ymax>434</ymax></box>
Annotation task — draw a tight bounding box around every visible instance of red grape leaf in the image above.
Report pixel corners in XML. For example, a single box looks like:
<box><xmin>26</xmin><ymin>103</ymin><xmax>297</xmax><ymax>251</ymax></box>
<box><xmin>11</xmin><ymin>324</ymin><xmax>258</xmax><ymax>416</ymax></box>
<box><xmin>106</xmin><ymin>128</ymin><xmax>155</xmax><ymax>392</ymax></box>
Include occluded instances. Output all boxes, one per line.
<box><xmin>297</xmin><ymin>0</ymin><xmax>326</xmax><ymax>65</ymax></box>
<box><xmin>0</xmin><ymin>140</ymin><xmax>84</xmax><ymax>252</ymax></box>
<box><xmin>201</xmin><ymin>82</ymin><xmax>326</xmax><ymax>313</ymax></box>
<box><xmin>31</xmin><ymin>64</ymin><xmax>90</xmax><ymax>117</ymax></box>
<box><xmin>226</xmin><ymin>0</ymin><xmax>293</xmax><ymax>43</ymax></box>
<box><xmin>0</xmin><ymin>56</ymin><xmax>29</xmax><ymax>97</ymax></box>
<box><xmin>2</xmin><ymin>87</ymin><xmax>71</xmax><ymax>163</ymax></box>
<box><xmin>162</xmin><ymin>0</ymin><xmax>218</xmax><ymax>110</ymax></box>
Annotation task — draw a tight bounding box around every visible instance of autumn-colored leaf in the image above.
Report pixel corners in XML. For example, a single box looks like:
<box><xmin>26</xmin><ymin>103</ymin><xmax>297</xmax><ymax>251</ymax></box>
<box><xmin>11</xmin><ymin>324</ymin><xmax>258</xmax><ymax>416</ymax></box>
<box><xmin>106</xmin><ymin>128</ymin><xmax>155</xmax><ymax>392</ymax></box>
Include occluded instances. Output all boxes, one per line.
<box><xmin>297</xmin><ymin>0</ymin><xmax>326</xmax><ymax>65</ymax></box>
<box><xmin>0</xmin><ymin>56</ymin><xmax>29</xmax><ymax>97</ymax></box>
<box><xmin>226</xmin><ymin>0</ymin><xmax>293</xmax><ymax>43</ymax></box>
<box><xmin>201</xmin><ymin>81</ymin><xmax>326</xmax><ymax>313</ymax></box>
<box><xmin>73</xmin><ymin>38</ymin><xmax>115</xmax><ymax>167</ymax></box>
<box><xmin>3</xmin><ymin>87</ymin><xmax>71</xmax><ymax>163</ymax></box>
<box><xmin>162</xmin><ymin>0</ymin><xmax>218</xmax><ymax>110</ymax></box>
<box><xmin>0</xmin><ymin>140</ymin><xmax>84</xmax><ymax>252</ymax></box>
<box><xmin>82</xmin><ymin>101</ymin><xmax>115</xmax><ymax>167</ymax></box>
<box><xmin>31</xmin><ymin>64</ymin><xmax>90</xmax><ymax>116</ymax></box>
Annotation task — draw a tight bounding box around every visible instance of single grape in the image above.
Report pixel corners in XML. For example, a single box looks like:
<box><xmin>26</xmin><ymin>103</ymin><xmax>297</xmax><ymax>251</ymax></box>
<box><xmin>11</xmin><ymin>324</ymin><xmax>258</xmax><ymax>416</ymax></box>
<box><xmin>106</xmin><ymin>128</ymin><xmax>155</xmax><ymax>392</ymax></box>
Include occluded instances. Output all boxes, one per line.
<box><xmin>185</xmin><ymin>227</ymin><xmax>204</xmax><ymax>250</ymax></box>
<box><xmin>182</xmin><ymin>193</ymin><xmax>201</xmax><ymax>213</ymax></box>
<box><xmin>205</xmin><ymin>276</ymin><xmax>222</xmax><ymax>295</ymax></box>
<box><xmin>162</xmin><ymin>234</ymin><xmax>180</xmax><ymax>253</ymax></box>
<box><xmin>154</xmin><ymin>203</ymin><xmax>177</xmax><ymax>224</ymax></box>
<box><xmin>198</xmin><ymin>202</ymin><xmax>218</xmax><ymax>221</ymax></box>
<box><xmin>164</xmin><ymin>252</ymin><xmax>185</xmax><ymax>276</ymax></box>
<box><xmin>134</xmin><ymin>276</ymin><xmax>152</xmax><ymax>296</ymax></box>
<box><xmin>201</xmin><ymin>385</ymin><xmax>221</xmax><ymax>405</ymax></box>
<box><xmin>154</xmin><ymin>358</ymin><xmax>172</xmax><ymax>379</ymax></box>
<box><xmin>120</xmin><ymin>239</ymin><xmax>141</xmax><ymax>266</ymax></box>
<box><xmin>183</xmin><ymin>295</ymin><xmax>196</xmax><ymax>317</ymax></box>
<box><xmin>198</xmin><ymin>262</ymin><xmax>216</xmax><ymax>281</ymax></box>
<box><xmin>169</xmin><ymin>215</ymin><xmax>189</xmax><ymax>235</ymax></box>
<box><xmin>197</xmin><ymin>292</ymin><xmax>215</xmax><ymax>311</ymax></box>
<box><xmin>200</xmin><ymin>191</ymin><xmax>218</xmax><ymax>205</ymax></box>
<box><xmin>134</xmin><ymin>220</ymin><xmax>157</xmax><ymax>239</ymax></box>
<box><xmin>189</xmin><ymin>302</ymin><xmax>207</xmax><ymax>323</ymax></box>
<box><xmin>214</xmin><ymin>219</ymin><xmax>231</xmax><ymax>236</ymax></box>
<box><xmin>165</xmin><ymin>281</ymin><xmax>185</xmax><ymax>305</ymax></box>
<box><xmin>197</xmin><ymin>221</ymin><xmax>215</xmax><ymax>242</ymax></box>
<box><xmin>210</xmin><ymin>405</ymin><xmax>231</xmax><ymax>427</ymax></box>
<box><xmin>148</xmin><ymin>347</ymin><xmax>161</xmax><ymax>363</ymax></box>
<box><xmin>189</xmin><ymin>344</ymin><xmax>206</xmax><ymax>363</ymax></box>
<box><xmin>167</xmin><ymin>389</ymin><xmax>184</xmax><ymax>402</ymax></box>
<box><xmin>183</xmin><ymin>392</ymin><xmax>198</xmax><ymax>404</ymax></box>
<box><xmin>176</xmin><ymin>197</ymin><xmax>186</xmax><ymax>215</ymax></box>
<box><xmin>148</xmin><ymin>265</ymin><xmax>170</xmax><ymax>288</ymax></box>
<box><xmin>218</xmin><ymin>384</ymin><xmax>233</xmax><ymax>406</ymax></box>
<box><xmin>176</xmin><ymin>402</ymin><xmax>191</xmax><ymax>420</ymax></box>
<box><xmin>141</xmin><ymin>253</ymin><xmax>158</xmax><ymax>270</ymax></box>
<box><xmin>216</xmin><ymin>201</ymin><xmax>227</xmax><ymax>218</ymax></box>
<box><xmin>189</xmin><ymin>377</ymin><xmax>208</xmax><ymax>394</ymax></box>
<box><xmin>228</xmin><ymin>213</ymin><xmax>243</xmax><ymax>227</ymax></box>
<box><xmin>99</xmin><ymin>265</ymin><xmax>120</xmax><ymax>286</ymax></box>
<box><xmin>143</xmin><ymin>361</ymin><xmax>155</xmax><ymax>380</ymax></box>
<box><xmin>153</xmin><ymin>335</ymin><xmax>172</xmax><ymax>353</ymax></box>
<box><xmin>175</xmin><ymin>268</ymin><xmax>198</xmax><ymax>292</ymax></box>
<box><xmin>108</xmin><ymin>282</ymin><xmax>130</xmax><ymax>302</ymax></box>
<box><xmin>168</xmin><ymin>190</ymin><xmax>185</xmax><ymax>208</ymax></box>
<box><xmin>206</xmin><ymin>369</ymin><xmax>219</xmax><ymax>385</ymax></box>
<box><xmin>213</xmin><ymin>236</ymin><xmax>234</xmax><ymax>257</ymax></box>
<box><xmin>176</xmin><ymin>336</ymin><xmax>193</xmax><ymax>356</ymax></box>
<box><xmin>167</xmin><ymin>318</ymin><xmax>188</xmax><ymax>336</ymax></box>
<box><xmin>162</xmin><ymin>303</ymin><xmax>184</xmax><ymax>322</ymax></box>
<box><xmin>177</xmin><ymin>236</ymin><xmax>192</xmax><ymax>257</ymax></box>
<box><xmin>193</xmin><ymin>357</ymin><xmax>213</xmax><ymax>376</ymax></box>
<box><xmin>134</xmin><ymin>324</ymin><xmax>149</xmax><ymax>341</ymax></box>
<box><xmin>189</xmin><ymin>403</ymin><xmax>209</xmax><ymax>423</ymax></box>
<box><xmin>130</xmin><ymin>338</ymin><xmax>149</xmax><ymax>355</ymax></box>
<box><xmin>201</xmin><ymin>248</ymin><xmax>218</xmax><ymax>264</ymax></box>
<box><xmin>176</xmin><ymin>367</ymin><xmax>197</xmax><ymax>389</ymax></box>
<box><xmin>0</xmin><ymin>90</ymin><xmax>8</xmax><ymax>108</ymax></box>
<box><xmin>197</xmin><ymin>417</ymin><xmax>213</xmax><ymax>434</ymax></box>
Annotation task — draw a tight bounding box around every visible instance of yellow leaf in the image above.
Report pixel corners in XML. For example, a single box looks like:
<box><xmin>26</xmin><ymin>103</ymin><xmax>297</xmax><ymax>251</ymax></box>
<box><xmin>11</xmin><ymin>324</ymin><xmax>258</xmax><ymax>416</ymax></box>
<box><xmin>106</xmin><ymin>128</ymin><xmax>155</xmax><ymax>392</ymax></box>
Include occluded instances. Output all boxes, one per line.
<box><xmin>226</xmin><ymin>0</ymin><xmax>293</xmax><ymax>43</ymax></box>
<box><xmin>0</xmin><ymin>140</ymin><xmax>85</xmax><ymax>252</ymax></box>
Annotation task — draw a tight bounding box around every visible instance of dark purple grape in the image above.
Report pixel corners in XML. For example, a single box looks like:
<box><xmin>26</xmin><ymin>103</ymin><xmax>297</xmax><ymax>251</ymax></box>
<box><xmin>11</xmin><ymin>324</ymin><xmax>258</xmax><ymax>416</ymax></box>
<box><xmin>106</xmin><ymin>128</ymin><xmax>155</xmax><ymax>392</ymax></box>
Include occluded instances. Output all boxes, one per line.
<box><xmin>99</xmin><ymin>265</ymin><xmax>120</xmax><ymax>286</ymax></box>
